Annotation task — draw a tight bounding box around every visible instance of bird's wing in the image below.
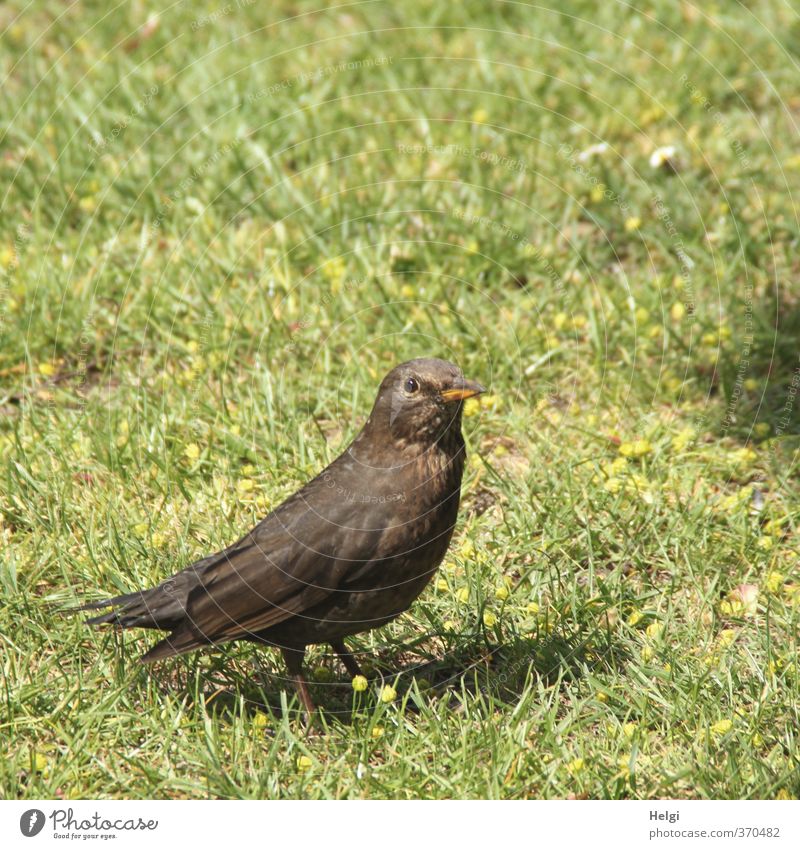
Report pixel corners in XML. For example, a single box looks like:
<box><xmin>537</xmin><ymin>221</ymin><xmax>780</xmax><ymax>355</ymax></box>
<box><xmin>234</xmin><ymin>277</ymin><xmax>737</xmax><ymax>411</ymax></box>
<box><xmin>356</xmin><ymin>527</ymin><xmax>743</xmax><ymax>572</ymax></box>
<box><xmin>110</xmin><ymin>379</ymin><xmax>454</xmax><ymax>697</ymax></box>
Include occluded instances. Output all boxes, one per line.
<box><xmin>141</xmin><ymin>475</ymin><xmax>390</xmax><ymax>659</ymax></box>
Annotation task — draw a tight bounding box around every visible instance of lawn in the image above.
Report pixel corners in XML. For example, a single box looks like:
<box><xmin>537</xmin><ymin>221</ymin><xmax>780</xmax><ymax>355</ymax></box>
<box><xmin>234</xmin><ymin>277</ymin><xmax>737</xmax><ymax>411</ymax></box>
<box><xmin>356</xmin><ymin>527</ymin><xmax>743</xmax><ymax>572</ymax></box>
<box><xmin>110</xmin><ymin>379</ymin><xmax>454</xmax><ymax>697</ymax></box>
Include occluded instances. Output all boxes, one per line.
<box><xmin>1</xmin><ymin>0</ymin><xmax>800</xmax><ymax>799</ymax></box>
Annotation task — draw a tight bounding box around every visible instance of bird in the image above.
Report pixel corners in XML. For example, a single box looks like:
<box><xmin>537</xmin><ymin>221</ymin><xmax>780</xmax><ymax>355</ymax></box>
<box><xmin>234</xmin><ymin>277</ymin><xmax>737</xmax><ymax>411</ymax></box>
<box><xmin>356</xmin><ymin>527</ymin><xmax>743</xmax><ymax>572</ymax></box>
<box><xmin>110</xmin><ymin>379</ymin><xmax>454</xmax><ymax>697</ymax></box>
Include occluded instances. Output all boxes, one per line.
<box><xmin>80</xmin><ymin>358</ymin><xmax>485</xmax><ymax>714</ymax></box>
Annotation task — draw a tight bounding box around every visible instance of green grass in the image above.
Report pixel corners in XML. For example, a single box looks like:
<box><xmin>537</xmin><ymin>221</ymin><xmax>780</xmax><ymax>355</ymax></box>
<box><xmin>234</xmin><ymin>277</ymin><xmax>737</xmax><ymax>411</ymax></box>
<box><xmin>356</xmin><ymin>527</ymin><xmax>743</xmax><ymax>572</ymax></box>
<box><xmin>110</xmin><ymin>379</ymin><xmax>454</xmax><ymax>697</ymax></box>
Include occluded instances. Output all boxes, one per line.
<box><xmin>2</xmin><ymin>0</ymin><xmax>800</xmax><ymax>799</ymax></box>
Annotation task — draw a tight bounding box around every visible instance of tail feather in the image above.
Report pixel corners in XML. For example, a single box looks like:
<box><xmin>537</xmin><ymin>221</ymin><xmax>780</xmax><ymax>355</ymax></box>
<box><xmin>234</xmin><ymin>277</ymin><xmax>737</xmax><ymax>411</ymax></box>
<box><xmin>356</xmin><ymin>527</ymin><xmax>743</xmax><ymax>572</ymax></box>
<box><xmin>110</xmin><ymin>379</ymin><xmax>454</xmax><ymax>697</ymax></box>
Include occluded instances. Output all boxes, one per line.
<box><xmin>78</xmin><ymin>582</ymin><xmax>191</xmax><ymax>632</ymax></box>
<box><xmin>140</xmin><ymin>624</ymin><xmax>211</xmax><ymax>663</ymax></box>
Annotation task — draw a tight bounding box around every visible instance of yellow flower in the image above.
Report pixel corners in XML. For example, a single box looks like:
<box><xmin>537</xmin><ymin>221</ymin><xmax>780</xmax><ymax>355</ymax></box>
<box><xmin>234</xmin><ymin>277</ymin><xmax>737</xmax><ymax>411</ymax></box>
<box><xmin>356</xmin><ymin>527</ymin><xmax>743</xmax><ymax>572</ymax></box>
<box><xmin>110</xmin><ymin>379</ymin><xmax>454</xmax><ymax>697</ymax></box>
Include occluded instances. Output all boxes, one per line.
<box><xmin>252</xmin><ymin>711</ymin><xmax>269</xmax><ymax>729</ymax></box>
<box><xmin>625</xmin><ymin>216</ymin><xmax>641</xmax><ymax>232</ymax></box>
<box><xmin>371</xmin><ymin>725</ymin><xmax>385</xmax><ymax>739</ymax></box>
<box><xmin>756</xmin><ymin>536</ymin><xmax>773</xmax><ymax>551</ymax></box>
<box><xmin>628</xmin><ymin>611</ymin><xmax>643</xmax><ymax>627</ymax></box>
<box><xmin>763</xmin><ymin>518</ymin><xmax>785</xmax><ymax>536</ymax></box>
<box><xmin>625</xmin><ymin>473</ymin><xmax>654</xmax><ymax>503</ymax></box>
<box><xmin>710</xmin><ymin>719</ymin><xmax>733</xmax><ymax>735</ymax></box>
<box><xmin>321</xmin><ymin>256</ymin><xmax>346</xmax><ymax>286</ymax></box>
<box><xmin>237</xmin><ymin>478</ymin><xmax>255</xmax><ymax>493</ymax></box>
<box><xmin>483</xmin><ymin>611</ymin><xmax>497</xmax><ymax>628</ymax></box>
<box><xmin>622</xmin><ymin>722</ymin><xmax>637</xmax><ymax>739</ymax></box>
<box><xmin>457</xmin><ymin>587</ymin><xmax>470</xmax><ymax>604</ymax></box>
<box><xmin>31</xmin><ymin>752</ymin><xmax>49</xmax><ymax>774</ymax></box>
<box><xmin>184</xmin><ymin>443</ymin><xmax>200</xmax><ymax>461</ymax></box>
<box><xmin>526</xmin><ymin>601</ymin><xmax>540</xmax><ymax>614</ymax></box>
<box><xmin>783</xmin><ymin>584</ymin><xmax>800</xmax><ymax>605</ymax></box>
<box><xmin>379</xmin><ymin>685</ymin><xmax>397</xmax><ymax>703</ymax></box>
<box><xmin>670</xmin><ymin>302</ymin><xmax>686</xmax><ymax>321</ymax></box>
<box><xmin>776</xmin><ymin>789</ymin><xmax>796</xmax><ymax>800</ymax></box>
<box><xmin>351</xmin><ymin>675</ymin><xmax>368</xmax><ymax>692</ymax></box>
<box><xmin>671</xmin><ymin>427</ymin><xmax>695</xmax><ymax>452</ymax></box>
<box><xmin>463</xmin><ymin>397</ymin><xmax>480</xmax><ymax>417</ymax></box>
<box><xmin>765</xmin><ymin>571</ymin><xmax>785</xmax><ymax>593</ymax></box>
<box><xmin>608</xmin><ymin>456</ymin><xmax>628</xmax><ymax>474</ymax></box>
<box><xmin>754</xmin><ymin>422</ymin><xmax>770</xmax><ymax>437</ymax></box>
<box><xmin>619</xmin><ymin>439</ymin><xmax>652</xmax><ymax>458</ymax></box>
<box><xmin>38</xmin><ymin>362</ymin><xmax>56</xmax><ymax>377</ymax></box>
<box><xmin>472</xmin><ymin>108</ymin><xmax>489</xmax><ymax>124</ymax></box>
<box><xmin>435</xmin><ymin>578</ymin><xmax>448</xmax><ymax>592</ymax></box>
<box><xmin>566</xmin><ymin>757</ymin><xmax>585</xmax><ymax>775</ymax></box>
<box><xmin>495</xmin><ymin>586</ymin><xmax>509</xmax><ymax>601</ymax></box>
<box><xmin>296</xmin><ymin>755</ymin><xmax>312</xmax><ymax>772</ymax></box>
<box><xmin>133</xmin><ymin>523</ymin><xmax>148</xmax><ymax>536</ymax></box>
<box><xmin>731</xmin><ymin>447</ymin><xmax>757</xmax><ymax>466</ymax></box>
<box><xmin>743</xmin><ymin>378</ymin><xmax>759</xmax><ymax>392</ymax></box>
<box><xmin>641</xmin><ymin>645</ymin><xmax>654</xmax><ymax>662</ymax></box>
<box><xmin>645</xmin><ymin>622</ymin><xmax>663</xmax><ymax>639</ymax></box>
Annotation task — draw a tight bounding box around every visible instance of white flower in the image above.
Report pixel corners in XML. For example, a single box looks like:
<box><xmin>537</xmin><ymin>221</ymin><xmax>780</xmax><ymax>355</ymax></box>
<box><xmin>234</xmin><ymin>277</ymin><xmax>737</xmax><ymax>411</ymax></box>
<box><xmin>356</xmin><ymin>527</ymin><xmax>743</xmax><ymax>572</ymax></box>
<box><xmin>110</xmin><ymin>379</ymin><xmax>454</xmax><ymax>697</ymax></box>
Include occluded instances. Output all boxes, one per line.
<box><xmin>649</xmin><ymin>145</ymin><xmax>678</xmax><ymax>170</ymax></box>
<box><xmin>577</xmin><ymin>142</ymin><xmax>609</xmax><ymax>162</ymax></box>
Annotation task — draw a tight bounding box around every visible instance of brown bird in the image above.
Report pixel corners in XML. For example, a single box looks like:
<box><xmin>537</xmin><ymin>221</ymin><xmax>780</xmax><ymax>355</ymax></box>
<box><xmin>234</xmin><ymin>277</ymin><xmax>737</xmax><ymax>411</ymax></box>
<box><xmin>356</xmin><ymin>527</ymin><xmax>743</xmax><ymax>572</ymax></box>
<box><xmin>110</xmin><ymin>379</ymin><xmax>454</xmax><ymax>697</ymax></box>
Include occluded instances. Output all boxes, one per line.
<box><xmin>81</xmin><ymin>358</ymin><xmax>485</xmax><ymax>713</ymax></box>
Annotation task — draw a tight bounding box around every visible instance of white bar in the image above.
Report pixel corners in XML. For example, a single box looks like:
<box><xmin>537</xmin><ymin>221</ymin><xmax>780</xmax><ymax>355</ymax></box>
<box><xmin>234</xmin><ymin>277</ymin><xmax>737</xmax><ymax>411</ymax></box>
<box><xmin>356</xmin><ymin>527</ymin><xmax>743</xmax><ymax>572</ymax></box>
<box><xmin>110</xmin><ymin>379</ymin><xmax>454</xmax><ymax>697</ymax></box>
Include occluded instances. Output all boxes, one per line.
<box><xmin>2</xmin><ymin>800</ymin><xmax>798</xmax><ymax>848</ymax></box>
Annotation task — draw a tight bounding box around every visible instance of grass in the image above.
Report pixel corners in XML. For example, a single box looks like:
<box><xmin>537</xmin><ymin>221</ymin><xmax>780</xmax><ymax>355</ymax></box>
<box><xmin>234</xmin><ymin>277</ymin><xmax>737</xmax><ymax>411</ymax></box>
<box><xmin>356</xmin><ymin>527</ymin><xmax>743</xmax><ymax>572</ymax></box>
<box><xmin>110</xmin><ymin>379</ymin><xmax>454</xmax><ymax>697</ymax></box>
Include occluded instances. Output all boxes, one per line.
<box><xmin>2</xmin><ymin>0</ymin><xmax>800</xmax><ymax>799</ymax></box>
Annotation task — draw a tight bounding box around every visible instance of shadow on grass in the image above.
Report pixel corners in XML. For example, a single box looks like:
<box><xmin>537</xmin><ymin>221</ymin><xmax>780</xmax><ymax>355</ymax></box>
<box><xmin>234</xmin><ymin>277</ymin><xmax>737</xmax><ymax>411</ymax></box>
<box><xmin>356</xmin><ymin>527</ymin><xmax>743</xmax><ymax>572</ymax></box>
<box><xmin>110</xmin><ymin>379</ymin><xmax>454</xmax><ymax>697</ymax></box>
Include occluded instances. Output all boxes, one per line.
<box><xmin>161</xmin><ymin>628</ymin><xmax>629</xmax><ymax>728</ymax></box>
<box><xmin>701</xmin><ymin>290</ymin><xmax>800</xmax><ymax>444</ymax></box>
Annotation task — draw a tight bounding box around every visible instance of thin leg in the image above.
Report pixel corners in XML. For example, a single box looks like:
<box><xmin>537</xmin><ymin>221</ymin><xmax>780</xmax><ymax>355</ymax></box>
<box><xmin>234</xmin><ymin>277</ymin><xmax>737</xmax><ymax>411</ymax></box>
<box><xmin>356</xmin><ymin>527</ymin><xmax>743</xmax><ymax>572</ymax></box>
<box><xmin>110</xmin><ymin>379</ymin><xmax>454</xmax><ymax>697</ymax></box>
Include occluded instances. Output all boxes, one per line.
<box><xmin>330</xmin><ymin>639</ymin><xmax>364</xmax><ymax>678</ymax></box>
<box><xmin>281</xmin><ymin>647</ymin><xmax>315</xmax><ymax>716</ymax></box>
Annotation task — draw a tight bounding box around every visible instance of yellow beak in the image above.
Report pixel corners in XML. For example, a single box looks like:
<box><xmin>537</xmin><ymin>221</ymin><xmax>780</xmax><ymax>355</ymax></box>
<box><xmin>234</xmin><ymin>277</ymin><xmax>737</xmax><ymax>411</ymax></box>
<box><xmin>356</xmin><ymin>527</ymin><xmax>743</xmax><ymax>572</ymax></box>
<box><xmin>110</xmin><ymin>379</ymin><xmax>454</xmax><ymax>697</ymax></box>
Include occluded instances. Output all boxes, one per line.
<box><xmin>440</xmin><ymin>378</ymin><xmax>486</xmax><ymax>403</ymax></box>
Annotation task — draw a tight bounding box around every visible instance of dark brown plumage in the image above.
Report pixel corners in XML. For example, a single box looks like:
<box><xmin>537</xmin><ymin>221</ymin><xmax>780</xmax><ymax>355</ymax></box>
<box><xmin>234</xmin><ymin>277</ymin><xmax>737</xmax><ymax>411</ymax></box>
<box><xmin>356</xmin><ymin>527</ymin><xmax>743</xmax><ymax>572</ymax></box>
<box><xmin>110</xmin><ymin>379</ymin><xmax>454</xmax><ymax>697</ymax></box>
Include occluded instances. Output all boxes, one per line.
<box><xmin>81</xmin><ymin>358</ymin><xmax>484</xmax><ymax>713</ymax></box>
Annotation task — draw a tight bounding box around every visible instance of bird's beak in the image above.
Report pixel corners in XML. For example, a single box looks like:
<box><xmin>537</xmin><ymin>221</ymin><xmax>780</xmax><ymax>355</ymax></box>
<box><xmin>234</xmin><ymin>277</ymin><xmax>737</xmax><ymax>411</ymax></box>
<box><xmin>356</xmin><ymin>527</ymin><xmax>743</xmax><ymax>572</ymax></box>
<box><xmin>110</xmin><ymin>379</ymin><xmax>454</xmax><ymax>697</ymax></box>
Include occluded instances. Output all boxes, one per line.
<box><xmin>440</xmin><ymin>377</ymin><xmax>486</xmax><ymax>403</ymax></box>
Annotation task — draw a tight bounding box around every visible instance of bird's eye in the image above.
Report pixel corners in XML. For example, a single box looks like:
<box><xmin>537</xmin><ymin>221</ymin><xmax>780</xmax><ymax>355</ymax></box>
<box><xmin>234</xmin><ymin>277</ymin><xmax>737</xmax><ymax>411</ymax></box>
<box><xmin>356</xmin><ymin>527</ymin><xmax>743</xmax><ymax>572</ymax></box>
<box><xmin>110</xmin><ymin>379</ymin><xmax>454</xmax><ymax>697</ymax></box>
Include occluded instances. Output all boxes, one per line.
<box><xmin>404</xmin><ymin>376</ymin><xmax>420</xmax><ymax>394</ymax></box>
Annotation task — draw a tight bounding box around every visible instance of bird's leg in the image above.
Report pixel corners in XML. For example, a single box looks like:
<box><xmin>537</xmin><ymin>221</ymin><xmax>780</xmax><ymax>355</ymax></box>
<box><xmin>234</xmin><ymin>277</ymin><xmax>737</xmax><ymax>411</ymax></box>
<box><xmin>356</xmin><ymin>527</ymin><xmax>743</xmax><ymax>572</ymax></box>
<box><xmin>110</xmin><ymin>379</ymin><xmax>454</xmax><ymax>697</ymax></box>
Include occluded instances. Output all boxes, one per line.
<box><xmin>330</xmin><ymin>639</ymin><xmax>365</xmax><ymax>679</ymax></box>
<box><xmin>281</xmin><ymin>647</ymin><xmax>315</xmax><ymax>716</ymax></box>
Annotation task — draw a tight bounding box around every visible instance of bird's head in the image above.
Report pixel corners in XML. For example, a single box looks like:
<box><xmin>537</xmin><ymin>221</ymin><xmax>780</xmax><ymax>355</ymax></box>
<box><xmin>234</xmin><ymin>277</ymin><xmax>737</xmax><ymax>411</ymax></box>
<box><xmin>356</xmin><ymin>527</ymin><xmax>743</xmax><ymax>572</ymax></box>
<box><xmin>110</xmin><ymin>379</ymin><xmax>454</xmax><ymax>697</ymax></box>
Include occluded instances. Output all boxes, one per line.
<box><xmin>366</xmin><ymin>358</ymin><xmax>485</xmax><ymax>446</ymax></box>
